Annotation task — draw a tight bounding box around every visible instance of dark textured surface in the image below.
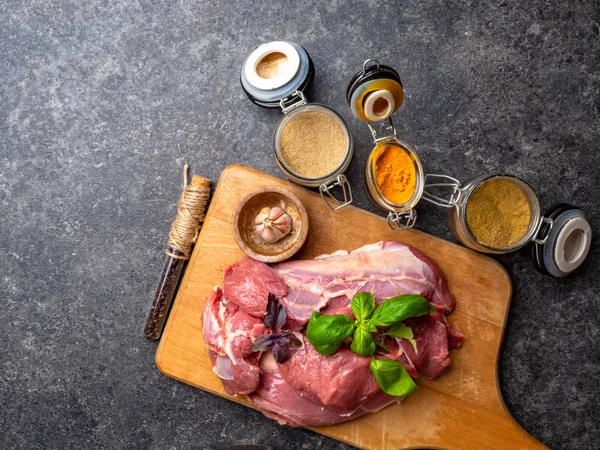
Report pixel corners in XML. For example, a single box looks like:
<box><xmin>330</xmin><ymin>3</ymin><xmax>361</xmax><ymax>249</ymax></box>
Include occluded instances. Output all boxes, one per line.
<box><xmin>1</xmin><ymin>1</ymin><xmax>599</xmax><ymax>449</ymax></box>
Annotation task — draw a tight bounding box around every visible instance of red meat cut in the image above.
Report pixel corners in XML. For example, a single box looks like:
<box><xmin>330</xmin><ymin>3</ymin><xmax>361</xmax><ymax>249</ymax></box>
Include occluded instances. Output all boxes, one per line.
<box><xmin>273</xmin><ymin>241</ymin><xmax>455</xmax><ymax>328</ymax></box>
<box><xmin>223</xmin><ymin>256</ymin><xmax>288</xmax><ymax>318</ymax></box>
<box><xmin>202</xmin><ymin>241</ymin><xmax>464</xmax><ymax>427</ymax></box>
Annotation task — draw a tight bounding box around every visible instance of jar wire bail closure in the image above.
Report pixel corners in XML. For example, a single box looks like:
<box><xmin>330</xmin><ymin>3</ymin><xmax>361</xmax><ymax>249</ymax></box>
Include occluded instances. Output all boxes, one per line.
<box><xmin>422</xmin><ymin>174</ymin><xmax>462</xmax><ymax>208</ymax></box>
<box><xmin>319</xmin><ymin>174</ymin><xmax>353</xmax><ymax>211</ymax></box>
<box><xmin>279</xmin><ymin>90</ymin><xmax>308</xmax><ymax>114</ymax></box>
<box><xmin>386</xmin><ymin>209</ymin><xmax>418</xmax><ymax>231</ymax></box>
<box><xmin>367</xmin><ymin>116</ymin><xmax>398</xmax><ymax>143</ymax></box>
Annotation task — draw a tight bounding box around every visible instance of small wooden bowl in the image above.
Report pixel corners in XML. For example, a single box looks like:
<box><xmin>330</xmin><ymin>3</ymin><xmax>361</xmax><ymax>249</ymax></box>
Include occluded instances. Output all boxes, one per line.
<box><xmin>232</xmin><ymin>186</ymin><xmax>309</xmax><ymax>263</ymax></box>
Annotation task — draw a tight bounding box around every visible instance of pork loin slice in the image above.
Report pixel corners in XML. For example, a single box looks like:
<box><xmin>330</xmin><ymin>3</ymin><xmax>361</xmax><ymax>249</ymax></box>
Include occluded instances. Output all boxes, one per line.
<box><xmin>277</xmin><ymin>335</ymin><xmax>387</xmax><ymax>415</ymax></box>
<box><xmin>397</xmin><ymin>312</ymin><xmax>465</xmax><ymax>380</ymax></box>
<box><xmin>202</xmin><ymin>287</ymin><xmax>265</xmax><ymax>394</ymax></box>
<box><xmin>246</xmin><ymin>352</ymin><xmax>402</xmax><ymax>427</ymax></box>
<box><xmin>273</xmin><ymin>241</ymin><xmax>455</xmax><ymax>327</ymax></box>
<box><xmin>223</xmin><ymin>256</ymin><xmax>288</xmax><ymax>318</ymax></box>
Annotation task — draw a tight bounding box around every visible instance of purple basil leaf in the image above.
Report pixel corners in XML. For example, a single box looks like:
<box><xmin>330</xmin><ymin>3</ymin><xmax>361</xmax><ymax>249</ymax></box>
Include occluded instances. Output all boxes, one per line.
<box><xmin>252</xmin><ymin>334</ymin><xmax>274</xmax><ymax>353</ymax></box>
<box><xmin>272</xmin><ymin>341</ymin><xmax>291</xmax><ymax>364</ymax></box>
<box><xmin>264</xmin><ymin>293</ymin><xmax>286</xmax><ymax>331</ymax></box>
<box><xmin>287</xmin><ymin>333</ymin><xmax>302</xmax><ymax>348</ymax></box>
<box><xmin>275</xmin><ymin>303</ymin><xmax>287</xmax><ymax>330</ymax></box>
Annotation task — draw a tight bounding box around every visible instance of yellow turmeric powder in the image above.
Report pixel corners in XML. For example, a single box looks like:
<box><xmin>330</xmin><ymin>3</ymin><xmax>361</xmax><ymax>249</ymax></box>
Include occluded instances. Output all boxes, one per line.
<box><xmin>374</xmin><ymin>144</ymin><xmax>417</xmax><ymax>205</ymax></box>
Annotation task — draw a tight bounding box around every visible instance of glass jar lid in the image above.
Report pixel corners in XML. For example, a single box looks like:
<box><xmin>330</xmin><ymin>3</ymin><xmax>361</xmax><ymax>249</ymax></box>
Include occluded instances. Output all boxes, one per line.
<box><xmin>346</xmin><ymin>59</ymin><xmax>404</xmax><ymax>122</ymax></box>
<box><xmin>531</xmin><ymin>204</ymin><xmax>592</xmax><ymax>277</ymax></box>
<box><xmin>240</xmin><ymin>41</ymin><xmax>314</xmax><ymax>109</ymax></box>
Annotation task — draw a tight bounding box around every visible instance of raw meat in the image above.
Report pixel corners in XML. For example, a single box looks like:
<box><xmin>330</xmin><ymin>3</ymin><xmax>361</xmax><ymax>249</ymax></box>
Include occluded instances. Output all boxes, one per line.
<box><xmin>277</xmin><ymin>335</ymin><xmax>387</xmax><ymax>415</ymax></box>
<box><xmin>398</xmin><ymin>312</ymin><xmax>464</xmax><ymax>380</ymax></box>
<box><xmin>273</xmin><ymin>241</ymin><xmax>455</xmax><ymax>328</ymax></box>
<box><xmin>202</xmin><ymin>287</ymin><xmax>265</xmax><ymax>394</ymax></box>
<box><xmin>247</xmin><ymin>351</ymin><xmax>401</xmax><ymax>427</ymax></box>
<box><xmin>201</xmin><ymin>241</ymin><xmax>464</xmax><ymax>427</ymax></box>
<box><xmin>223</xmin><ymin>256</ymin><xmax>288</xmax><ymax>318</ymax></box>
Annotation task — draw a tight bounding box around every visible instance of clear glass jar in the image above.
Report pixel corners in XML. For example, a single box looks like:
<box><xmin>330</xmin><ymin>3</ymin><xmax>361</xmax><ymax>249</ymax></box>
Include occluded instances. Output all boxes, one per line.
<box><xmin>364</xmin><ymin>137</ymin><xmax>424</xmax><ymax>229</ymax></box>
<box><xmin>241</xmin><ymin>41</ymin><xmax>354</xmax><ymax>210</ymax></box>
<box><xmin>273</xmin><ymin>103</ymin><xmax>353</xmax><ymax>209</ymax></box>
<box><xmin>423</xmin><ymin>172</ymin><xmax>592</xmax><ymax>277</ymax></box>
<box><xmin>444</xmin><ymin>174</ymin><xmax>541</xmax><ymax>254</ymax></box>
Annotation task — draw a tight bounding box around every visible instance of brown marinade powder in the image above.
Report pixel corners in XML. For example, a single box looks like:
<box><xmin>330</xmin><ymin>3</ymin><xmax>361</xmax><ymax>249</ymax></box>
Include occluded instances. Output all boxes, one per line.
<box><xmin>279</xmin><ymin>111</ymin><xmax>347</xmax><ymax>179</ymax></box>
<box><xmin>466</xmin><ymin>178</ymin><xmax>532</xmax><ymax>248</ymax></box>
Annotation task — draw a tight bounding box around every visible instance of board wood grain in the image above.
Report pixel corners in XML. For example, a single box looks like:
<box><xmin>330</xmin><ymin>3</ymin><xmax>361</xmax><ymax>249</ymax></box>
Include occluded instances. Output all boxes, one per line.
<box><xmin>156</xmin><ymin>164</ymin><xmax>548</xmax><ymax>450</ymax></box>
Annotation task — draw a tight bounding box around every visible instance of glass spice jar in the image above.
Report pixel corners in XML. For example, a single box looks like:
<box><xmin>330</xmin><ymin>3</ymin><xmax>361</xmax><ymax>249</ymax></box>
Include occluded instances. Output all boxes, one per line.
<box><xmin>347</xmin><ymin>59</ymin><xmax>425</xmax><ymax>229</ymax></box>
<box><xmin>422</xmin><ymin>173</ymin><xmax>592</xmax><ymax>277</ymax></box>
<box><xmin>364</xmin><ymin>137</ymin><xmax>424</xmax><ymax>230</ymax></box>
<box><xmin>241</xmin><ymin>41</ymin><xmax>353</xmax><ymax>210</ymax></box>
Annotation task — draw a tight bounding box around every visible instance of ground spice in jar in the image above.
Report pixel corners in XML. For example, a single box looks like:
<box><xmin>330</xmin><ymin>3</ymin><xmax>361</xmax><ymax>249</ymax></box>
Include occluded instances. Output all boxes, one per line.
<box><xmin>374</xmin><ymin>144</ymin><xmax>417</xmax><ymax>205</ymax></box>
<box><xmin>466</xmin><ymin>178</ymin><xmax>532</xmax><ymax>248</ymax></box>
<box><xmin>256</xmin><ymin>52</ymin><xmax>288</xmax><ymax>79</ymax></box>
<box><xmin>279</xmin><ymin>111</ymin><xmax>348</xmax><ymax>179</ymax></box>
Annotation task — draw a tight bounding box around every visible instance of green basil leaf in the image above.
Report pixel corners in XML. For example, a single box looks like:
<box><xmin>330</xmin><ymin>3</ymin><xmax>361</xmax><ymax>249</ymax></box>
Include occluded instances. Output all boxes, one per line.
<box><xmin>351</xmin><ymin>292</ymin><xmax>376</xmax><ymax>322</ymax></box>
<box><xmin>306</xmin><ymin>312</ymin><xmax>355</xmax><ymax>356</ymax></box>
<box><xmin>363</xmin><ymin>321</ymin><xmax>378</xmax><ymax>333</ymax></box>
<box><xmin>351</xmin><ymin>326</ymin><xmax>376</xmax><ymax>356</ymax></box>
<box><xmin>386</xmin><ymin>323</ymin><xmax>418</xmax><ymax>354</ymax></box>
<box><xmin>371</xmin><ymin>295</ymin><xmax>435</xmax><ymax>327</ymax></box>
<box><xmin>370</xmin><ymin>358</ymin><xmax>418</xmax><ymax>397</ymax></box>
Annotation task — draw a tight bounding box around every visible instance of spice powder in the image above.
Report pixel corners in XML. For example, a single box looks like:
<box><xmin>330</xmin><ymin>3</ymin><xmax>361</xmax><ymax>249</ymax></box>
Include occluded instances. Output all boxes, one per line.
<box><xmin>466</xmin><ymin>178</ymin><xmax>532</xmax><ymax>248</ymax></box>
<box><xmin>374</xmin><ymin>144</ymin><xmax>417</xmax><ymax>205</ymax></box>
<box><xmin>279</xmin><ymin>111</ymin><xmax>348</xmax><ymax>179</ymax></box>
<box><xmin>256</xmin><ymin>52</ymin><xmax>288</xmax><ymax>79</ymax></box>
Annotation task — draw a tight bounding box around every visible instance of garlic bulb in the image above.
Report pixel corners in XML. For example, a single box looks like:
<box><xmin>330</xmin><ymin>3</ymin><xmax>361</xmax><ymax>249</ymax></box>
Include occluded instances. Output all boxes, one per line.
<box><xmin>255</xmin><ymin>207</ymin><xmax>292</xmax><ymax>243</ymax></box>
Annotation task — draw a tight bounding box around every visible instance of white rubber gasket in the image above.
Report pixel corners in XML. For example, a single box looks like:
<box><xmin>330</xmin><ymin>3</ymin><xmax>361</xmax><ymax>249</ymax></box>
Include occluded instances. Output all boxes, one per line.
<box><xmin>363</xmin><ymin>89</ymin><xmax>395</xmax><ymax>121</ymax></box>
<box><xmin>553</xmin><ymin>216</ymin><xmax>591</xmax><ymax>273</ymax></box>
<box><xmin>244</xmin><ymin>41</ymin><xmax>300</xmax><ymax>91</ymax></box>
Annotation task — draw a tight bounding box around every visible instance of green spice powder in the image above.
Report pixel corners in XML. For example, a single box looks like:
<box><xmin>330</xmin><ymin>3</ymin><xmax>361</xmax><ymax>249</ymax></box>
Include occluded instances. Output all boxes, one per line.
<box><xmin>466</xmin><ymin>178</ymin><xmax>532</xmax><ymax>249</ymax></box>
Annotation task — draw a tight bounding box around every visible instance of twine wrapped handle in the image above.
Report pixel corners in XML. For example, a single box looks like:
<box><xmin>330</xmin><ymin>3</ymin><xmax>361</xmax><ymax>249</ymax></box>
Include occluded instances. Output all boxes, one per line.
<box><xmin>166</xmin><ymin>164</ymin><xmax>211</xmax><ymax>259</ymax></box>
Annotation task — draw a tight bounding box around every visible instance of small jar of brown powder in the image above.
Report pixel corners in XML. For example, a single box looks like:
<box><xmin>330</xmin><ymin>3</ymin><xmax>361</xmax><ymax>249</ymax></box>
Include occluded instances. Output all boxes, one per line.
<box><xmin>241</xmin><ymin>41</ymin><xmax>354</xmax><ymax>210</ymax></box>
<box><xmin>422</xmin><ymin>173</ymin><xmax>592</xmax><ymax>277</ymax></box>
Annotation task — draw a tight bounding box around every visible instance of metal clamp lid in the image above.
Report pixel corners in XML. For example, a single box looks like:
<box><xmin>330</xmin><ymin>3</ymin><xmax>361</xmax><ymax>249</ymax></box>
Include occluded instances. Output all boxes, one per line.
<box><xmin>319</xmin><ymin>175</ymin><xmax>353</xmax><ymax>210</ymax></box>
<box><xmin>531</xmin><ymin>204</ymin><xmax>592</xmax><ymax>277</ymax></box>
<box><xmin>386</xmin><ymin>209</ymin><xmax>417</xmax><ymax>231</ymax></box>
<box><xmin>240</xmin><ymin>41</ymin><xmax>314</xmax><ymax>109</ymax></box>
<box><xmin>279</xmin><ymin>90</ymin><xmax>307</xmax><ymax>114</ymax></box>
<box><xmin>367</xmin><ymin>116</ymin><xmax>398</xmax><ymax>143</ymax></box>
<box><xmin>422</xmin><ymin>174</ymin><xmax>461</xmax><ymax>208</ymax></box>
<box><xmin>532</xmin><ymin>217</ymin><xmax>554</xmax><ymax>245</ymax></box>
<box><xmin>347</xmin><ymin>59</ymin><xmax>404</xmax><ymax>124</ymax></box>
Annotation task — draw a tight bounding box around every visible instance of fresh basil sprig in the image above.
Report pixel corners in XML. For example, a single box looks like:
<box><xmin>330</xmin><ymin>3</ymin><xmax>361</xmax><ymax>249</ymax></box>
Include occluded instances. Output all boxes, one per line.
<box><xmin>307</xmin><ymin>293</ymin><xmax>434</xmax><ymax>357</ymax></box>
<box><xmin>370</xmin><ymin>358</ymin><xmax>418</xmax><ymax>396</ymax></box>
<box><xmin>305</xmin><ymin>292</ymin><xmax>436</xmax><ymax>396</ymax></box>
<box><xmin>252</xmin><ymin>293</ymin><xmax>301</xmax><ymax>364</ymax></box>
<box><xmin>306</xmin><ymin>312</ymin><xmax>354</xmax><ymax>356</ymax></box>
<box><xmin>370</xmin><ymin>294</ymin><xmax>435</xmax><ymax>327</ymax></box>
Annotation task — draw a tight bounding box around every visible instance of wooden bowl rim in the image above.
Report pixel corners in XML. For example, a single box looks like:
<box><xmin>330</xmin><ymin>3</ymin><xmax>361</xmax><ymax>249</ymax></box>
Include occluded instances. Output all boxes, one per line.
<box><xmin>231</xmin><ymin>185</ymin><xmax>309</xmax><ymax>263</ymax></box>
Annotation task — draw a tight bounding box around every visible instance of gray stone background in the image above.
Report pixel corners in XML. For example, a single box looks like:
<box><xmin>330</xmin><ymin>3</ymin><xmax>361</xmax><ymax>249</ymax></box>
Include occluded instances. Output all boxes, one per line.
<box><xmin>1</xmin><ymin>0</ymin><xmax>599</xmax><ymax>449</ymax></box>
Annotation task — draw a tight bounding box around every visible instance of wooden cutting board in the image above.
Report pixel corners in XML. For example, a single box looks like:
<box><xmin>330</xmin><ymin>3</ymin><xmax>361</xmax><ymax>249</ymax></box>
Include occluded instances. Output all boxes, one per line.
<box><xmin>156</xmin><ymin>164</ymin><xmax>547</xmax><ymax>450</ymax></box>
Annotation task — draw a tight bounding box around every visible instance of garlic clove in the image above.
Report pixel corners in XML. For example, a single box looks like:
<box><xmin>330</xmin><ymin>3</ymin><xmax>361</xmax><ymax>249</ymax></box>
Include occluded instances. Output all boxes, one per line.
<box><xmin>256</xmin><ymin>207</ymin><xmax>271</xmax><ymax>225</ymax></box>
<box><xmin>272</xmin><ymin>212</ymin><xmax>291</xmax><ymax>235</ymax></box>
<box><xmin>254</xmin><ymin>206</ymin><xmax>293</xmax><ymax>243</ymax></box>
<box><xmin>268</xmin><ymin>207</ymin><xmax>286</xmax><ymax>221</ymax></box>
